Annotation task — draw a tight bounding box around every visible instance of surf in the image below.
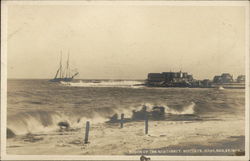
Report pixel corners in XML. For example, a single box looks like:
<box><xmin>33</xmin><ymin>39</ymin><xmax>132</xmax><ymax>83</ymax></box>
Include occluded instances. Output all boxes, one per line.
<box><xmin>60</xmin><ymin>80</ymin><xmax>145</xmax><ymax>88</ymax></box>
<box><xmin>7</xmin><ymin>102</ymin><xmax>197</xmax><ymax>138</ymax></box>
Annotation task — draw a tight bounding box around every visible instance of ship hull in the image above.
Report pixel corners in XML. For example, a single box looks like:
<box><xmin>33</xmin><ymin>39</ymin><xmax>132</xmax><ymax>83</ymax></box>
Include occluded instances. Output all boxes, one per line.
<box><xmin>49</xmin><ymin>78</ymin><xmax>73</xmax><ymax>82</ymax></box>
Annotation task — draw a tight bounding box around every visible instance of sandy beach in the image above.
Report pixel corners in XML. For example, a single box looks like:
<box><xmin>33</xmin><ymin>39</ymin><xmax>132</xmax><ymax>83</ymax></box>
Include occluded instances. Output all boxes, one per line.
<box><xmin>7</xmin><ymin>114</ymin><xmax>244</xmax><ymax>156</ymax></box>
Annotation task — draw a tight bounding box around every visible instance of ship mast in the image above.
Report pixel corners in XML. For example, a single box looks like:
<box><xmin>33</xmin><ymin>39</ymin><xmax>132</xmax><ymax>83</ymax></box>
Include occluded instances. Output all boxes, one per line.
<box><xmin>59</xmin><ymin>51</ymin><xmax>62</xmax><ymax>78</ymax></box>
<box><xmin>66</xmin><ymin>51</ymin><xmax>70</xmax><ymax>78</ymax></box>
<box><xmin>54</xmin><ymin>69</ymin><xmax>60</xmax><ymax>79</ymax></box>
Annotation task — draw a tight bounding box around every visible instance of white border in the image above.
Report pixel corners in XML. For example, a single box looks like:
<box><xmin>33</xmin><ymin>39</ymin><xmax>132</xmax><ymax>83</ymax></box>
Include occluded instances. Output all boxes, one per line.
<box><xmin>1</xmin><ymin>0</ymin><xmax>8</xmax><ymax>160</ymax></box>
<box><xmin>1</xmin><ymin>1</ymin><xmax>249</xmax><ymax>160</ymax></box>
<box><xmin>1</xmin><ymin>0</ymin><xmax>250</xmax><ymax>6</ymax></box>
<box><xmin>244</xmin><ymin>1</ymin><xmax>250</xmax><ymax>160</ymax></box>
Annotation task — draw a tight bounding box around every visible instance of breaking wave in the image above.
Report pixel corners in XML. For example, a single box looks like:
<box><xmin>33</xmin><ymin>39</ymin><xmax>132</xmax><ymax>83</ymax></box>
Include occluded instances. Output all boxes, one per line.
<box><xmin>7</xmin><ymin>102</ymin><xmax>196</xmax><ymax>137</ymax></box>
<box><xmin>7</xmin><ymin>110</ymin><xmax>108</xmax><ymax>136</ymax></box>
<box><xmin>60</xmin><ymin>80</ymin><xmax>144</xmax><ymax>88</ymax></box>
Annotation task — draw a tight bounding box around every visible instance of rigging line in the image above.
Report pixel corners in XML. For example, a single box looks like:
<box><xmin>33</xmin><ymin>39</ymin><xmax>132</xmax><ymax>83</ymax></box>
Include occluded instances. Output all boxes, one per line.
<box><xmin>60</xmin><ymin>50</ymin><xmax>63</xmax><ymax>78</ymax></box>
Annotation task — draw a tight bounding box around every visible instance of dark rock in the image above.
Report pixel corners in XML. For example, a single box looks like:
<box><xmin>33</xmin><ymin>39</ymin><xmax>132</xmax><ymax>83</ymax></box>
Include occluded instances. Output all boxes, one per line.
<box><xmin>109</xmin><ymin>114</ymin><xmax>118</xmax><ymax>123</ymax></box>
<box><xmin>58</xmin><ymin>121</ymin><xmax>70</xmax><ymax>129</ymax></box>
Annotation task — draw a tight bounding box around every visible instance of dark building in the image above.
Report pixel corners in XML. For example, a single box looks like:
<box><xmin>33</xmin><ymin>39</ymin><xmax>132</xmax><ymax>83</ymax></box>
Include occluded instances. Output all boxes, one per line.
<box><xmin>183</xmin><ymin>72</ymin><xmax>188</xmax><ymax>78</ymax></box>
<box><xmin>187</xmin><ymin>75</ymin><xmax>193</xmax><ymax>81</ymax></box>
<box><xmin>213</xmin><ymin>73</ymin><xmax>233</xmax><ymax>83</ymax></box>
<box><xmin>147</xmin><ymin>71</ymin><xmax>194</xmax><ymax>87</ymax></box>
<box><xmin>213</xmin><ymin>75</ymin><xmax>222</xmax><ymax>83</ymax></box>
<box><xmin>221</xmin><ymin>73</ymin><xmax>233</xmax><ymax>83</ymax></box>
<box><xmin>147</xmin><ymin>71</ymin><xmax>243</xmax><ymax>88</ymax></box>
<box><xmin>237</xmin><ymin>75</ymin><xmax>245</xmax><ymax>83</ymax></box>
<box><xmin>147</xmin><ymin>73</ymin><xmax>165</xmax><ymax>82</ymax></box>
<box><xmin>162</xmin><ymin>72</ymin><xmax>174</xmax><ymax>81</ymax></box>
<box><xmin>201</xmin><ymin>79</ymin><xmax>212</xmax><ymax>87</ymax></box>
<box><xmin>148</xmin><ymin>71</ymin><xmax>191</xmax><ymax>82</ymax></box>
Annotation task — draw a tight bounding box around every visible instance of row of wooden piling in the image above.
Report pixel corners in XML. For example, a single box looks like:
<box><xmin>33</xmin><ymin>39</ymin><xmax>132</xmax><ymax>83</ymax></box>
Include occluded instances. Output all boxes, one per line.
<box><xmin>84</xmin><ymin>113</ymin><xmax>149</xmax><ymax>144</ymax></box>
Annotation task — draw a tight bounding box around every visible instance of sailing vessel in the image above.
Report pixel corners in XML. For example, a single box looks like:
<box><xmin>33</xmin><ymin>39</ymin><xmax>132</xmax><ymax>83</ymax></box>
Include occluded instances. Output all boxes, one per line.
<box><xmin>50</xmin><ymin>52</ymin><xmax>79</xmax><ymax>82</ymax></box>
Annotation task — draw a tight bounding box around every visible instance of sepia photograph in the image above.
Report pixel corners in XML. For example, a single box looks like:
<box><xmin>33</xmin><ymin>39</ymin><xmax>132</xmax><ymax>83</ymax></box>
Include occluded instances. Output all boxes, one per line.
<box><xmin>1</xmin><ymin>0</ymin><xmax>249</xmax><ymax>160</ymax></box>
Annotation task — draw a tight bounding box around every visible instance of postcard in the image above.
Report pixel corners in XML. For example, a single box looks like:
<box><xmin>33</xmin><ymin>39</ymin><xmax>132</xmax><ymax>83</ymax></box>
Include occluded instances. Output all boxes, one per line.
<box><xmin>1</xmin><ymin>1</ymin><xmax>249</xmax><ymax>160</ymax></box>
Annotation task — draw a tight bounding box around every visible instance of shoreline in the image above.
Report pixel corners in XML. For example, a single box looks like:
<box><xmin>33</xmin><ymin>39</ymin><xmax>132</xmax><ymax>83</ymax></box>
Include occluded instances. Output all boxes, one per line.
<box><xmin>7</xmin><ymin>115</ymin><xmax>244</xmax><ymax>155</ymax></box>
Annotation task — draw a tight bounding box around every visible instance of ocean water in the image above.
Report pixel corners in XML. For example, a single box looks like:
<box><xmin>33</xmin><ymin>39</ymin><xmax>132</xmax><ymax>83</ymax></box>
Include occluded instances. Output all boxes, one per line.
<box><xmin>7</xmin><ymin>79</ymin><xmax>245</xmax><ymax>136</ymax></box>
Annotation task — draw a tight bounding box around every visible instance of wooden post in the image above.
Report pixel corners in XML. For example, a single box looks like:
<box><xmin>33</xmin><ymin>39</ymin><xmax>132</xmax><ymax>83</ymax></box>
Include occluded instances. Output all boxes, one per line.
<box><xmin>120</xmin><ymin>113</ymin><xmax>124</xmax><ymax>128</ymax></box>
<box><xmin>145</xmin><ymin>114</ymin><xmax>148</xmax><ymax>135</ymax></box>
<box><xmin>84</xmin><ymin>121</ymin><xmax>90</xmax><ymax>144</ymax></box>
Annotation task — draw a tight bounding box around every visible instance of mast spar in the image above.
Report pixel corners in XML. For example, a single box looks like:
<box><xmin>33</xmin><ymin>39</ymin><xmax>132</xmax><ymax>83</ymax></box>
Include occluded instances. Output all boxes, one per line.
<box><xmin>59</xmin><ymin>51</ymin><xmax>62</xmax><ymax>78</ymax></box>
<box><xmin>66</xmin><ymin>51</ymin><xmax>70</xmax><ymax>78</ymax></box>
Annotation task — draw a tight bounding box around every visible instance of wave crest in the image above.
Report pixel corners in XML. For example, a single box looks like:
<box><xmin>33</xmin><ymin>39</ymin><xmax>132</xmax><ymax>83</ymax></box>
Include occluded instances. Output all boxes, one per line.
<box><xmin>60</xmin><ymin>80</ymin><xmax>144</xmax><ymax>88</ymax></box>
<box><xmin>7</xmin><ymin>102</ymin><xmax>196</xmax><ymax>136</ymax></box>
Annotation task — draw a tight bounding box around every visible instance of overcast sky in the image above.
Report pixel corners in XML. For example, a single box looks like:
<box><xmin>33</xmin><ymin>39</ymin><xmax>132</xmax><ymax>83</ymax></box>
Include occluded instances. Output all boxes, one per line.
<box><xmin>7</xmin><ymin>4</ymin><xmax>246</xmax><ymax>80</ymax></box>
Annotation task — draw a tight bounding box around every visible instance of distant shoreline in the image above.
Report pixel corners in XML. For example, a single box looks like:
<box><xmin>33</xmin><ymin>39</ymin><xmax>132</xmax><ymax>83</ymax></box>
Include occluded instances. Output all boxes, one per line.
<box><xmin>7</xmin><ymin>79</ymin><xmax>245</xmax><ymax>89</ymax></box>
